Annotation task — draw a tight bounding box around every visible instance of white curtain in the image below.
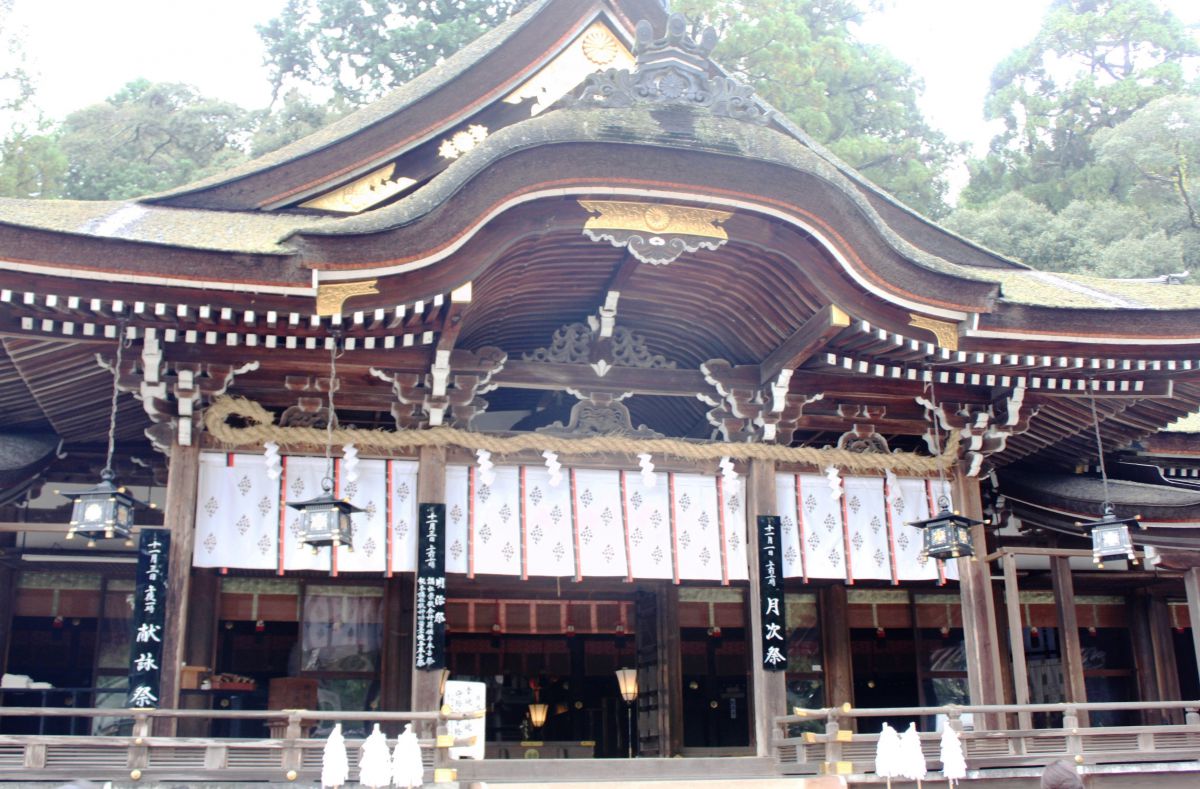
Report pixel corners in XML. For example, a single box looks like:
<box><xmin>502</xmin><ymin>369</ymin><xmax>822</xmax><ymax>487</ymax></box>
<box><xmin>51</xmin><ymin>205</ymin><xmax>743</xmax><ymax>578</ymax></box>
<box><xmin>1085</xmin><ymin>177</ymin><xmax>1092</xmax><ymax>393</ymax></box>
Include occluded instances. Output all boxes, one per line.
<box><xmin>193</xmin><ymin>453</ymin><xmax>277</xmax><ymax>570</ymax></box>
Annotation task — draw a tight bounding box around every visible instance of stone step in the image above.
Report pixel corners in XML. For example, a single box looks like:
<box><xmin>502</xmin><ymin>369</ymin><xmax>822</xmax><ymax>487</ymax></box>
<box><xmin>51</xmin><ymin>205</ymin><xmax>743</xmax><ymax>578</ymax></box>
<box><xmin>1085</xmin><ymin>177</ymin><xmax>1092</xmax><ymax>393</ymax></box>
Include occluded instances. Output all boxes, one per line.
<box><xmin>469</xmin><ymin>779</ymin><xmax>846</xmax><ymax>789</ymax></box>
<box><xmin>452</xmin><ymin>756</ymin><xmax>829</xmax><ymax>785</ymax></box>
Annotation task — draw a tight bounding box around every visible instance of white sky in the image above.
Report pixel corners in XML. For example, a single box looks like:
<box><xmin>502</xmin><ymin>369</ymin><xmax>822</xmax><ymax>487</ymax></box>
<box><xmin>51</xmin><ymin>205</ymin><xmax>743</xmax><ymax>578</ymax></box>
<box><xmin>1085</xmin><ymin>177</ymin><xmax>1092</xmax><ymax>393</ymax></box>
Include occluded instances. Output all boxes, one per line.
<box><xmin>6</xmin><ymin>0</ymin><xmax>1200</xmax><ymax>160</ymax></box>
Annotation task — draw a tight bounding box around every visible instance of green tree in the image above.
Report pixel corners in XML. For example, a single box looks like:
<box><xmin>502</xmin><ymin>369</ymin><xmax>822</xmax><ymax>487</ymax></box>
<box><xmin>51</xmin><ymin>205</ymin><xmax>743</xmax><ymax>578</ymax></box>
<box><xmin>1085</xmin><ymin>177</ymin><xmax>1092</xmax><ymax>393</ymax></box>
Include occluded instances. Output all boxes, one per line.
<box><xmin>0</xmin><ymin>130</ymin><xmax>65</xmax><ymax>198</ymax></box>
<box><xmin>945</xmin><ymin>191</ymin><xmax>1190</xmax><ymax>277</ymax></box>
<box><xmin>674</xmin><ymin>0</ymin><xmax>963</xmax><ymax>217</ymax></box>
<box><xmin>249</xmin><ymin>89</ymin><xmax>350</xmax><ymax>158</ymax></box>
<box><xmin>0</xmin><ymin>0</ymin><xmax>33</xmax><ymax>116</ymax></box>
<box><xmin>258</xmin><ymin>0</ymin><xmax>527</xmax><ymax>106</ymax></box>
<box><xmin>57</xmin><ymin>80</ymin><xmax>252</xmax><ymax>200</ymax></box>
<box><xmin>964</xmin><ymin>0</ymin><xmax>1200</xmax><ymax>210</ymax></box>
<box><xmin>1096</xmin><ymin>94</ymin><xmax>1200</xmax><ymax>236</ymax></box>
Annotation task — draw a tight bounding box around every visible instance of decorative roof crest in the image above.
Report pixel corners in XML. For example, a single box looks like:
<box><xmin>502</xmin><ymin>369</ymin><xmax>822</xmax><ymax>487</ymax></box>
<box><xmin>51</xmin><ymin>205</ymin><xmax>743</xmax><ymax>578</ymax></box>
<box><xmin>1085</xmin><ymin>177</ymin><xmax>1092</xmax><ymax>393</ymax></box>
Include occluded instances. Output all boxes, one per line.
<box><xmin>571</xmin><ymin>13</ymin><xmax>772</xmax><ymax>124</ymax></box>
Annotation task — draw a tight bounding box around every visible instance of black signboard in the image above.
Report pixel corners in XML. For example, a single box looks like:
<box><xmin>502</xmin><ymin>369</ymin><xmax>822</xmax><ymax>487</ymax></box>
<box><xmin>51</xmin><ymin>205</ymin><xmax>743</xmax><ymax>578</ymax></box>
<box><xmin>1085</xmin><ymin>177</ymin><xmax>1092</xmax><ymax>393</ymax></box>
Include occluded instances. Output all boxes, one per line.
<box><xmin>126</xmin><ymin>528</ymin><xmax>170</xmax><ymax>708</ymax></box>
<box><xmin>415</xmin><ymin>503</ymin><xmax>446</xmax><ymax>670</ymax></box>
<box><xmin>756</xmin><ymin>515</ymin><xmax>787</xmax><ymax>671</ymax></box>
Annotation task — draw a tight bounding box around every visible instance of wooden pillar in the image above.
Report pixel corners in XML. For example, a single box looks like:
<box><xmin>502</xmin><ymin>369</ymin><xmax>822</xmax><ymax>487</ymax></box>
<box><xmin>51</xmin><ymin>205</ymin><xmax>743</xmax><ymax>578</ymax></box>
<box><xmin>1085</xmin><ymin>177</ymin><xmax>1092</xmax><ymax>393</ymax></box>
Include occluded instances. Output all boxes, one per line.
<box><xmin>157</xmin><ymin>440</ymin><xmax>201</xmax><ymax>736</ymax></box>
<box><xmin>660</xmin><ymin>585</ymin><xmax>683</xmax><ymax>756</ymax></box>
<box><xmin>381</xmin><ymin>574</ymin><xmax>413</xmax><ymax>732</ymax></box>
<box><xmin>0</xmin><ymin>534</ymin><xmax>16</xmax><ymax>676</ymax></box>
<box><xmin>992</xmin><ymin>582</ymin><xmax>1017</xmax><ymax>723</ymax></box>
<box><xmin>177</xmin><ymin>568</ymin><xmax>219</xmax><ymax>737</ymax></box>
<box><xmin>1184</xmin><ymin>568</ymin><xmax>1200</xmax><ymax>695</ymax></box>
<box><xmin>745</xmin><ymin>458</ymin><xmax>785</xmax><ymax>757</ymax></box>
<box><xmin>952</xmin><ymin>474</ymin><xmax>1004</xmax><ymax>728</ymax></box>
<box><xmin>821</xmin><ymin>585</ymin><xmax>853</xmax><ymax>717</ymax></box>
<box><xmin>1148</xmin><ymin>594</ymin><xmax>1183</xmax><ymax>723</ymax></box>
<box><xmin>1129</xmin><ymin>591</ymin><xmax>1161</xmax><ymax>725</ymax></box>
<box><xmin>1001</xmin><ymin>553</ymin><xmax>1032</xmax><ymax>729</ymax></box>
<box><xmin>1050</xmin><ymin>556</ymin><xmax>1088</xmax><ymax>726</ymax></box>
<box><xmin>411</xmin><ymin>446</ymin><xmax>446</xmax><ymax>732</ymax></box>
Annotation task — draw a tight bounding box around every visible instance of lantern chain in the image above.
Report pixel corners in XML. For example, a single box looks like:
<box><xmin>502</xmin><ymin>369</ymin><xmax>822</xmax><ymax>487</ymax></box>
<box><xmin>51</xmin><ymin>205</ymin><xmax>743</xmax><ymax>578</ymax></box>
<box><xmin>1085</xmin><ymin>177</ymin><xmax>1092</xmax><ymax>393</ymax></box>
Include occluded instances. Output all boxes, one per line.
<box><xmin>103</xmin><ymin>323</ymin><xmax>128</xmax><ymax>480</ymax></box>
<box><xmin>323</xmin><ymin>333</ymin><xmax>341</xmax><ymax>492</ymax></box>
<box><xmin>1087</xmin><ymin>383</ymin><xmax>1112</xmax><ymax>509</ymax></box>
<box><xmin>926</xmin><ymin>371</ymin><xmax>950</xmax><ymax>510</ymax></box>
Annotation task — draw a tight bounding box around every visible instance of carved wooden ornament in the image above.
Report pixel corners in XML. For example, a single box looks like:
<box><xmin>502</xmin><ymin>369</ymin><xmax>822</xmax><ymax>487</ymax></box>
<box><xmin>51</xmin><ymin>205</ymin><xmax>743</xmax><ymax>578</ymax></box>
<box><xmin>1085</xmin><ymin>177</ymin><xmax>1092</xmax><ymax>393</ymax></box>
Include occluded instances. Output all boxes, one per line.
<box><xmin>579</xmin><ymin>200</ymin><xmax>733</xmax><ymax>265</ymax></box>
<box><xmin>908</xmin><ymin>313</ymin><xmax>960</xmax><ymax>351</ymax></box>
<box><xmin>315</xmin><ymin>279</ymin><xmax>380</xmax><ymax>316</ymax></box>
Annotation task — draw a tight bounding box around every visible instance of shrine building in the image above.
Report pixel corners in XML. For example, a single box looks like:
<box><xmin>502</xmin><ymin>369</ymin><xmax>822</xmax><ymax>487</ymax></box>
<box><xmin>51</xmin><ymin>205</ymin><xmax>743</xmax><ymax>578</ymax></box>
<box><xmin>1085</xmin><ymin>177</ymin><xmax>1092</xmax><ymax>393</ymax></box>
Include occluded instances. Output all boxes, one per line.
<box><xmin>1</xmin><ymin>1</ymin><xmax>1199</xmax><ymax>784</ymax></box>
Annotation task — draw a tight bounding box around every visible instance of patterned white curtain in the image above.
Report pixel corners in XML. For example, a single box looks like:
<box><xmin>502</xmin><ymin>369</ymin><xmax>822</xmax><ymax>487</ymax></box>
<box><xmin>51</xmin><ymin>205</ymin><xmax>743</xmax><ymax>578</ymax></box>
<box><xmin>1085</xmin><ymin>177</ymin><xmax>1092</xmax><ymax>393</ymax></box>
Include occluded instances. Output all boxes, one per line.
<box><xmin>195</xmin><ymin>453</ymin><xmax>962</xmax><ymax>583</ymax></box>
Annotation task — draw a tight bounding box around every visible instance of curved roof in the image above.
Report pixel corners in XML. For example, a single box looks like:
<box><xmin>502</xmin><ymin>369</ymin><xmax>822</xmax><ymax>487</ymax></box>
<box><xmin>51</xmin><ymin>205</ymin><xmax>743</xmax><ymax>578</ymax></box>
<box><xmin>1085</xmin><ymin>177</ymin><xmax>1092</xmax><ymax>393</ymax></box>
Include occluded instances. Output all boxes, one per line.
<box><xmin>2</xmin><ymin>1</ymin><xmax>1200</xmax><ymax>474</ymax></box>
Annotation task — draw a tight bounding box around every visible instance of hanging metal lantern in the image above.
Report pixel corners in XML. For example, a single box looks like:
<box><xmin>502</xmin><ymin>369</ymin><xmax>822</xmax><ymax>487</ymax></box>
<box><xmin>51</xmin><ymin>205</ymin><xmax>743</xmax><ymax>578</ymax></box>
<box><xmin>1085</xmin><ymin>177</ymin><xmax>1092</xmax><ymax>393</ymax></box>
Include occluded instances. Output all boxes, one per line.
<box><xmin>64</xmin><ymin>468</ymin><xmax>148</xmax><ymax>544</ymax></box>
<box><xmin>908</xmin><ymin>498</ymin><xmax>981</xmax><ymax>560</ymax></box>
<box><xmin>62</xmin><ymin>327</ymin><xmax>152</xmax><ymax>546</ymax></box>
<box><xmin>287</xmin><ymin>477</ymin><xmax>362</xmax><ymax>553</ymax></box>
<box><xmin>1078</xmin><ymin>504</ymin><xmax>1138</xmax><ymax>566</ymax></box>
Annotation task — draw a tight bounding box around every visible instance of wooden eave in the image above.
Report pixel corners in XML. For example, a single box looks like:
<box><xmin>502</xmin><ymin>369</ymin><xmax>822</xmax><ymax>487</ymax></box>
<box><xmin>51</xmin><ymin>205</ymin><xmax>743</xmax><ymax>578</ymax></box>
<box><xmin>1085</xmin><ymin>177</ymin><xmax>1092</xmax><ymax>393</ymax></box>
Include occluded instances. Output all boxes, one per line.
<box><xmin>145</xmin><ymin>0</ymin><xmax>666</xmax><ymax>211</ymax></box>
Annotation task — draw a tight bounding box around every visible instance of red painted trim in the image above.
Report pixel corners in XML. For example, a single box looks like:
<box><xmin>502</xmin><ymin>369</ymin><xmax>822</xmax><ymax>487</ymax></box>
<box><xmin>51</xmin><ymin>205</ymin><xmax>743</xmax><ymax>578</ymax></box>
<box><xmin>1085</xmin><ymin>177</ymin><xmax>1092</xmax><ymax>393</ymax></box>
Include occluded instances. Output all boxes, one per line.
<box><xmin>519</xmin><ymin>466</ymin><xmax>529</xmax><ymax>581</ymax></box>
<box><xmin>668</xmin><ymin>472</ymin><xmax>680</xmax><ymax>585</ymax></box>
<box><xmin>331</xmin><ymin>458</ymin><xmax>340</xmax><ymax>577</ymax></box>
<box><xmin>385</xmin><ymin>460</ymin><xmax>394</xmax><ymax>579</ymax></box>
<box><xmin>226</xmin><ymin>452</ymin><xmax>234</xmax><ymax>467</ymax></box>
<box><xmin>882</xmin><ymin>476</ymin><xmax>899</xmax><ymax>586</ymax></box>
<box><xmin>619</xmin><ymin>470</ymin><xmax>633</xmax><ymax>583</ymax></box>
<box><xmin>840</xmin><ymin>486</ymin><xmax>853</xmax><ymax>586</ymax></box>
<box><xmin>277</xmin><ymin>456</ymin><xmax>287</xmax><ymax>576</ymax></box>
<box><xmin>570</xmin><ymin>468</ymin><xmax>582</xmax><ymax>582</ymax></box>
<box><xmin>794</xmin><ymin>475</ymin><xmax>809</xmax><ymax>583</ymax></box>
<box><xmin>715</xmin><ymin>475</ymin><xmax>729</xmax><ymax>586</ymax></box>
<box><xmin>468</xmin><ymin>465</ymin><xmax>476</xmax><ymax>579</ymax></box>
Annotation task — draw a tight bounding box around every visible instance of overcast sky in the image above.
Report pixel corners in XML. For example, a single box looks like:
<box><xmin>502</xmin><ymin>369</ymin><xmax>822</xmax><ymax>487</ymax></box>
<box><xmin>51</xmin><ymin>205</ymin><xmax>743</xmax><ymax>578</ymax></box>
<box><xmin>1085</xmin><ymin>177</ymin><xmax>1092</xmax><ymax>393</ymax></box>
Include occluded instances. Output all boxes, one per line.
<box><xmin>7</xmin><ymin>0</ymin><xmax>1200</xmax><ymax>160</ymax></box>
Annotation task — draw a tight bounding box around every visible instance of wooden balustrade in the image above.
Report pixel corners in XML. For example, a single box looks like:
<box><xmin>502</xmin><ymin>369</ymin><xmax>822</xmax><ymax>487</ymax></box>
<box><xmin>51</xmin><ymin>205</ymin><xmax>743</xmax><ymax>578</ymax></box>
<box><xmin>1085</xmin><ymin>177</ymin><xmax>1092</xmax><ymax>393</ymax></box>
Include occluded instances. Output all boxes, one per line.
<box><xmin>0</xmin><ymin>706</ymin><xmax>483</xmax><ymax>783</ymax></box>
<box><xmin>774</xmin><ymin>700</ymin><xmax>1200</xmax><ymax>777</ymax></box>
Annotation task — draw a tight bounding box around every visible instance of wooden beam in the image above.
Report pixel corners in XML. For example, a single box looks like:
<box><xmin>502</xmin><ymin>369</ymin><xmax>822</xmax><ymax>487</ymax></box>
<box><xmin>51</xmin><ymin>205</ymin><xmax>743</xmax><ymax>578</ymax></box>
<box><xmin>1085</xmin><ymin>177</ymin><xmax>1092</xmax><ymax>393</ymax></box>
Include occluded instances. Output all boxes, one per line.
<box><xmin>744</xmin><ymin>458</ymin><xmax>786</xmax><ymax>757</ymax></box>
<box><xmin>156</xmin><ymin>440</ymin><xmax>200</xmax><ymax>737</ymax></box>
<box><xmin>1001</xmin><ymin>553</ymin><xmax>1032</xmax><ymax>729</ymax></box>
<box><xmin>496</xmin><ymin>360</ymin><xmax>1000</xmax><ymax>404</ymax></box>
<box><xmin>760</xmin><ymin>304</ymin><xmax>850</xmax><ymax>387</ymax></box>
<box><xmin>1051</xmin><ymin>555</ymin><xmax>1089</xmax><ymax>726</ymax></box>
<box><xmin>496</xmin><ymin>360</ymin><xmax>712</xmax><ymax>396</ymax></box>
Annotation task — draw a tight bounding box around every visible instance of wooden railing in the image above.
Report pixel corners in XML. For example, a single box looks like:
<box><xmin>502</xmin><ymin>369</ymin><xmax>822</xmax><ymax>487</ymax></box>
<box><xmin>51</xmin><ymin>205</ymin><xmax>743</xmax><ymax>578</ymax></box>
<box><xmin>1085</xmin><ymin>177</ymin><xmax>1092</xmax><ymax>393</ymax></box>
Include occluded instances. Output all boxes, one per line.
<box><xmin>0</xmin><ymin>706</ymin><xmax>483</xmax><ymax>783</ymax></box>
<box><xmin>773</xmin><ymin>700</ymin><xmax>1200</xmax><ymax>777</ymax></box>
